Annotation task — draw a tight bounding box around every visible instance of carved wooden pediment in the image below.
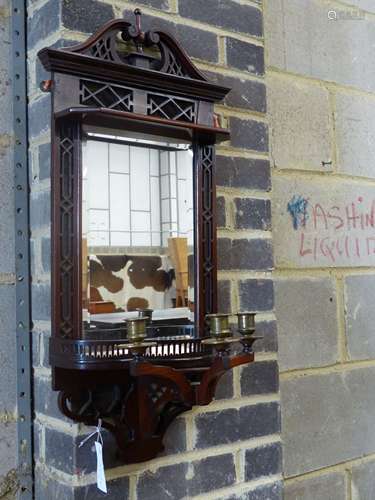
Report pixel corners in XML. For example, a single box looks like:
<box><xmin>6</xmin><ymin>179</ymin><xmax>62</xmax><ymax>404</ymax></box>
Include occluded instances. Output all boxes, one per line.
<box><xmin>38</xmin><ymin>10</ymin><xmax>229</xmax><ymax>101</ymax></box>
<box><xmin>64</xmin><ymin>11</ymin><xmax>206</xmax><ymax>80</ymax></box>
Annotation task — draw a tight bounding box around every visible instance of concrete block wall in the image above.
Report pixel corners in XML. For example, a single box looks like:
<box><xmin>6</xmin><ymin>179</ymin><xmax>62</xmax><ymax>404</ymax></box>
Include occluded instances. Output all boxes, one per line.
<box><xmin>264</xmin><ymin>0</ymin><xmax>375</xmax><ymax>498</ymax></box>
<box><xmin>0</xmin><ymin>1</ymin><xmax>18</xmax><ymax>498</ymax></box>
<box><xmin>27</xmin><ymin>0</ymin><xmax>281</xmax><ymax>498</ymax></box>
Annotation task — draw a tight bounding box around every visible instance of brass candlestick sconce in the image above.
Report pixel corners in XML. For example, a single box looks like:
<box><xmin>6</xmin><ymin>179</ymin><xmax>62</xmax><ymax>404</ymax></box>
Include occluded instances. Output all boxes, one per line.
<box><xmin>41</xmin><ymin>9</ymin><xmax>262</xmax><ymax>464</ymax></box>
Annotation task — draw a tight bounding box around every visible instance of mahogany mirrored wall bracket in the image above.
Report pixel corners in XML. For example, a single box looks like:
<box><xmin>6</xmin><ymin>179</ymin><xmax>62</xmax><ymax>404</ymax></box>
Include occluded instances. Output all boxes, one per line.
<box><xmin>38</xmin><ymin>10</ymin><xmax>262</xmax><ymax>464</ymax></box>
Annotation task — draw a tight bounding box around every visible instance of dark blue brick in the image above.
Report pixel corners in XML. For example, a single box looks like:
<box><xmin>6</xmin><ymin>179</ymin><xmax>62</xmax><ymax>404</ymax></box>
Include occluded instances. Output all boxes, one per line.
<box><xmin>218</xmin><ymin>238</ymin><xmax>273</xmax><ymax>271</ymax></box>
<box><xmin>224</xmin><ymin>481</ymin><xmax>283</xmax><ymax>500</ymax></box>
<box><xmin>239</xmin><ymin>279</ymin><xmax>274</xmax><ymax>312</ymax></box>
<box><xmin>235</xmin><ymin>198</ymin><xmax>271</xmax><ymax>230</ymax></box>
<box><xmin>62</xmin><ymin>0</ymin><xmax>114</xmax><ymax>33</ymax></box>
<box><xmin>32</xmin><ymin>283</ymin><xmax>51</xmax><ymax>320</ymax></box>
<box><xmin>30</xmin><ymin>191</ymin><xmax>50</xmax><ymax>229</ymax></box>
<box><xmin>216</xmin><ymin>156</ymin><xmax>271</xmax><ymax>191</ymax></box>
<box><xmin>29</xmin><ymin>96</ymin><xmax>51</xmax><ymax>139</ymax></box>
<box><xmin>74</xmin><ymin>477</ymin><xmax>130</xmax><ymax>500</ymax></box>
<box><xmin>241</xmin><ymin>361</ymin><xmax>279</xmax><ymax>396</ymax></box>
<box><xmin>180</xmin><ymin>0</ymin><xmax>263</xmax><ymax>37</ymax></box>
<box><xmin>226</xmin><ymin>38</ymin><xmax>264</xmax><ymax>75</ymax></box>
<box><xmin>245</xmin><ymin>442</ymin><xmax>282</xmax><ymax>481</ymax></box>
<box><xmin>28</xmin><ymin>0</ymin><xmax>60</xmax><ymax>48</ymax></box>
<box><xmin>230</xmin><ymin>117</ymin><xmax>269</xmax><ymax>152</ymax></box>
<box><xmin>195</xmin><ymin>402</ymin><xmax>281</xmax><ymax>448</ymax></box>
<box><xmin>205</xmin><ymin>71</ymin><xmax>266</xmax><ymax>113</ymax></box>
<box><xmin>218</xmin><ymin>280</ymin><xmax>231</xmax><ymax>314</ymax></box>
<box><xmin>137</xmin><ymin>454</ymin><xmax>236</xmax><ymax>499</ymax></box>
<box><xmin>38</xmin><ymin>143</ymin><xmax>51</xmax><ymax>181</ymax></box>
<box><xmin>217</xmin><ymin>196</ymin><xmax>226</xmax><ymax>227</ymax></box>
<box><xmin>253</xmin><ymin>320</ymin><xmax>278</xmax><ymax>353</ymax></box>
<box><xmin>123</xmin><ymin>10</ymin><xmax>218</xmax><ymax>62</ymax></box>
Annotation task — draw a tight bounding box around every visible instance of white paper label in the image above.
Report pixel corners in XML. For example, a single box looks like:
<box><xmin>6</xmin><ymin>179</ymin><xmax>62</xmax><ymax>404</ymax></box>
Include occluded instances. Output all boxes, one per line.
<box><xmin>95</xmin><ymin>441</ymin><xmax>107</xmax><ymax>493</ymax></box>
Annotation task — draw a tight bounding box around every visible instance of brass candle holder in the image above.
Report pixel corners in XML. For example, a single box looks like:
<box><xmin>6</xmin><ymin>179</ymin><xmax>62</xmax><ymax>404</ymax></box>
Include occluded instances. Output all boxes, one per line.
<box><xmin>237</xmin><ymin>312</ymin><xmax>255</xmax><ymax>335</ymax></box>
<box><xmin>207</xmin><ymin>313</ymin><xmax>231</xmax><ymax>338</ymax></box>
<box><xmin>236</xmin><ymin>312</ymin><xmax>262</xmax><ymax>353</ymax></box>
<box><xmin>202</xmin><ymin>314</ymin><xmax>238</xmax><ymax>353</ymax></box>
<box><xmin>125</xmin><ymin>318</ymin><xmax>156</xmax><ymax>357</ymax></box>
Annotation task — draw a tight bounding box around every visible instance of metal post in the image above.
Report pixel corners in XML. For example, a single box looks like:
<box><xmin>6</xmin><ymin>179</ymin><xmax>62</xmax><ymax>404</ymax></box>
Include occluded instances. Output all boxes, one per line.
<box><xmin>12</xmin><ymin>0</ymin><xmax>34</xmax><ymax>497</ymax></box>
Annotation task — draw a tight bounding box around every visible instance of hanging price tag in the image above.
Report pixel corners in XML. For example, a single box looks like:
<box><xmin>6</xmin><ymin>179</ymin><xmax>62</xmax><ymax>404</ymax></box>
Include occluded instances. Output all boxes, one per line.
<box><xmin>78</xmin><ymin>419</ymin><xmax>107</xmax><ymax>494</ymax></box>
<box><xmin>95</xmin><ymin>441</ymin><xmax>107</xmax><ymax>493</ymax></box>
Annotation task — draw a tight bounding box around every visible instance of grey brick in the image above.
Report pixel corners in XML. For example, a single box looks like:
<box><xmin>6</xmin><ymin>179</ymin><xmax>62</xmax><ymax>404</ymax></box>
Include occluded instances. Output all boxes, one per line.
<box><xmin>352</xmin><ymin>460</ymin><xmax>375</xmax><ymax>500</ymax></box>
<box><xmin>281</xmin><ymin>367</ymin><xmax>375</xmax><ymax>476</ymax></box>
<box><xmin>226</xmin><ymin>38</ymin><xmax>264</xmax><ymax>75</ymax></box>
<box><xmin>268</xmin><ymin>74</ymin><xmax>332</xmax><ymax>172</ymax></box>
<box><xmin>218</xmin><ymin>238</ymin><xmax>273</xmax><ymax>271</ymax></box>
<box><xmin>62</xmin><ymin>0</ymin><xmax>114</xmax><ymax>33</ymax></box>
<box><xmin>234</xmin><ymin>198</ymin><xmax>271</xmax><ymax>230</ymax></box>
<box><xmin>285</xmin><ymin>472</ymin><xmax>346</xmax><ymax>500</ymax></box>
<box><xmin>74</xmin><ymin>477</ymin><xmax>130</xmax><ymax>500</ymax></box>
<box><xmin>346</xmin><ymin>275</ymin><xmax>375</xmax><ymax>360</ymax></box>
<box><xmin>28</xmin><ymin>0</ymin><xmax>60</xmax><ymax>48</ymax></box>
<box><xmin>0</xmin><ymin>286</ymin><xmax>16</xmax><ymax>412</ymax></box>
<box><xmin>245</xmin><ymin>442</ymin><xmax>282</xmax><ymax>481</ymax></box>
<box><xmin>38</xmin><ymin>143</ymin><xmax>50</xmax><ymax>181</ymax></box>
<box><xmin>264</xmin><ymin>0</ymin><xmax>375</xmax><ymax>93</ymax></box>
<box><xmin>239</xmin><ymin>279</ymin><xmax>274</xmax><ymax>312</ymax></box>
<box><xmin>30</xmin><ymin>190</ymin><xmax>50</xmax><ymax>229</ymax></box>
<box><xmin>230</xmin><ymin>117</ymin><xmax>268</xmax><ymax>152</ymax></box>
<box><xmin>275</xmin><ymin>278</ymin><xmax>339</xmax><ymax>370</ymax></box>
<box><xmin>217</xmin><ymin>196</ymin><xmax>226</xmax><ymax>227</ymax></box>
<box><xmin>195</xmin><ymin>402</ymin><xmax>281</xmax><ymax>448</ymax></box>
<box><xmin>124</xmin><ymin>10</ymin><xmax>218</xmax><ymax>62</ymax></box>
<box><xmin>241</xmin><ymin>361</ymin><xmax>279</xmax><ymax>396</ymax></box>
<box><xmin>218</xmin><ymin>280</ymin><xmax>231</xmax><ymax>314</ymax></box>
<box><xmin>32</xmin><ymin>283</ymin><xmax>51</xmax><ymax>320</ymax></box>
<box><xmin>205</xmin><ymin>72</ymin><xmax>266</xmax><ymax>113</ymax></box>
<box><xmin>336</xmin><ymin>92</ymin><xmax>375</xmax><ymax>179</ymax></box>
<box><xmin>29</xmin><ymin>96</ymin><xmax>51</xmax><ymax>138</ymax></box>
<box><xmin>180</xmin><ymin>0</ymin><xmax>262</xmax><ymax>37</ymax></box>
<box><xmin>216</xmin><ymin>156</ymin><xmax>271</xmax><ymax>191</ymax></box>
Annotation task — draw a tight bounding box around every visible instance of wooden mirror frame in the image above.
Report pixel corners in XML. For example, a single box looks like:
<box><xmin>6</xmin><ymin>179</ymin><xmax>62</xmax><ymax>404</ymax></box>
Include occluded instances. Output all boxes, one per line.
<box><xmin>38</xmin><ymin>12</ymin><xmax>259</xmax><ymax>464</ymax></box>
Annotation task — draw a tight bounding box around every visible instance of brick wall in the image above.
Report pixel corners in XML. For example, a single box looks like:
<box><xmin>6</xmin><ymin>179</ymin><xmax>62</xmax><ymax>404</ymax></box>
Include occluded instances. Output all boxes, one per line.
<box><xmin>0</xmin><ymin>1</ymin><xmax>18</xmax><ymax>498</ymax></box>
<box><xmin>265</xmin><ymin>0</ymin><xmax>375</xmax><ymax>498</ymax></box>
<box><xmin>27</xmin><ymin>0</ymin><xmax>281</xmax><ymax>498</ymax></box>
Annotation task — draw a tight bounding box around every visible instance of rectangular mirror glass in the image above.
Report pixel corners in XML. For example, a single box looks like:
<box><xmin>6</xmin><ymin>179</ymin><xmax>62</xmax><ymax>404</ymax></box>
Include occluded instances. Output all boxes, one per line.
<box><xmin>81</xmin><ymin>129</ymin><xmax>195</xmax><ymax>337</ymax></box>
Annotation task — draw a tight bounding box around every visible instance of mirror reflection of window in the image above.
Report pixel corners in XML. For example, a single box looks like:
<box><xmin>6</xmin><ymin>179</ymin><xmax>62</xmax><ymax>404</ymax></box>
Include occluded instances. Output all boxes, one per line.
<box><xmin>81</xmin><ymin>132</ymin><xmax>195</xmax><ymax>337</ymax></box>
